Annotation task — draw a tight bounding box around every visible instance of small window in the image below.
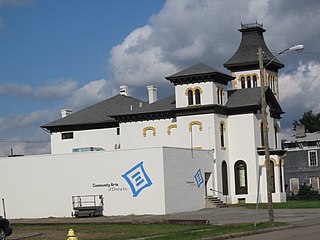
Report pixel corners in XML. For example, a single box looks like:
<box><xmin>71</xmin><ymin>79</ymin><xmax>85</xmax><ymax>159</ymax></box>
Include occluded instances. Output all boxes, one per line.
<box><xmin>260</xmin><ymin>122</ymin><xmax>264</xmax><ymax>147</ymax></box>
<box><xmin>274</xmin><ymin>125</ymin><xmax>279</xmax><ymax>149</ymax></box>
<box><xmin>62</xmin><ymin>132</ymin><xmax>73</xmax><ymax>140</ymax></box>
<box><xmin>217</xmin><ymin>88</ymin><xmax>223</xmax><ymax>105</ymax></box>
<box><xmin>247</xmin><ymin>76</ymin><xmax>251</xmax><ymax>88</ymax></box>
<box><xmin>253</xmin><ymin>75</ymin><xmax>257</xmax><ymax>87</ymax></box>
<box><xmin>188</xmin><ymin>89</ymin><xmax>193</xmax><ymax>105</ymax></box>
<box><xmin>241</xmin><ymin>77</ymin><xmax>245</xmax><ymax>89</ymax></box>
<box><xmin>117</xmin><ymin>127</ymin><xmax>120</xmax><ymax>135</ymax></box>
<box><xmin>220</xmin><ymin>122</ymin><xmax>225</xmax><ymax>148</ymax></box>
<box><xmin>195</xmin><ymin>89</ymin><xmax>201</xmax><ymax>104</ymax></box>
<box><xmin>308</xmin><ymin>151</ymin><xmax>318</xmax><ymax>166</ymax></box>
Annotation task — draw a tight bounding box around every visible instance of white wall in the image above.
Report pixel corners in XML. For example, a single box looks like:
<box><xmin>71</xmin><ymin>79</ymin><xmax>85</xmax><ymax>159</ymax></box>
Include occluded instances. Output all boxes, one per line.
<box><xmin>51</xmin><ymin>128</ymin><xmax>119</xmax><ymax>154</ymax></box>
<box><xmin>0</xmin><ymin>147</ymin><xmax>213</xmax><ymax>219</ymax></box>
<box><xmin>0</xmin><ymin>148</ymin><xmax>166</xmax><ymax>218</ymax></box>
<box><xmin>162</xmin><ymin>148</ymin><xmax>213</xmax><ymax>214</ymax></box>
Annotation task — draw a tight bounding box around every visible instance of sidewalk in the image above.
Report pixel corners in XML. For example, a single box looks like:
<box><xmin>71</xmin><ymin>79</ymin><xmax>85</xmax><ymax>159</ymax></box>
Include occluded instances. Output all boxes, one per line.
<box><xmin>10</xmin><ymin>207</ymin><xmax>320</xmax><ymax>227</ymax></box>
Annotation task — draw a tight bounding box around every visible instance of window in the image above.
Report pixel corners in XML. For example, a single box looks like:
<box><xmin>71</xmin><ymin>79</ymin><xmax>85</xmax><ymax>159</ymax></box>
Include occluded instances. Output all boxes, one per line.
<box><xmin>290</xmin><ymin>178</ymin><xmax>299</xmax><ymax>195</ymax></box>
<box><xmin>310</xmin><ymin>176</ymin><xmax>319</xmax><ymax>191</ymax></box>
<box><xmin>274</xmin><ymin>125</ymin><xmax>279</xmax><ymax>149</ymax></box>
<box><xmin>222</xmin><ymin>161</ymin><xmax>228</xmax><ymax>195</ymax></box>
<box><xmin>62</xmin><ymin>132</ymin><xmax>73</xmax><ymax>140</ymax></box>
<box><xmin>241</xmin><ymin>77</ymin><xmax>245</xmax><ymax>89</ymax></box>
<box><xmin>308</xmin><ymin>150</ymin><xmax>318</xmax><ymax>166</ymax></box>
<box><xmin>117</xmin><ymin>127</ymin><xmax>120</xmax><ymax>135</ymax></box>
<box><xmin>260</xmin><ymin>122</ymin><xmax>264</xmax><ymax>147</ymax></box>
<box><xmin>270</xmin><ymin>160</ymin><xmax>275</xmax><ymax>193</ymax></box>
<box><xmin>234</xmin><ymin>160</ymin><xmax>248</xmax><ymax>194</ymax></box>
<box><xmin>188</xmin><ymin>89</ymin><xmax>193</xmax><ymax>105</ymax></box>
<box><xmin>246</xmin><ymin>76</ymin><xmax>251</xmax><ymax>88</ymax></box>
<box><xmin>220</xmin><ymin>122</ymin><xmax>225</xmax><ymax>148</ymax></box>
<box><xmin>195</xmin><ymin>88</ymin><xmax>201</xmax><ymax>104</ymax></box>
<box><xmin>253</xmin><ymin>75</ymin><xmax>258</xmax><ymax>87</ymax></box>
<box><xmin>217</xmin><ymin>88</ymin><xmax>223</xmax><ymax>105</ymax></box>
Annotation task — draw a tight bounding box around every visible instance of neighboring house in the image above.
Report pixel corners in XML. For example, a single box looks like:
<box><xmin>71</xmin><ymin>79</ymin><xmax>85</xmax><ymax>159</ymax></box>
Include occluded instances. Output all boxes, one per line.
<box><xmin>283</xmin><ymin>125</ymin><xmax>320</xmax><ymax>195</ymax></box>
<box><xmin>0</xmin><ymin>22</ymin><xmax>289</xmax><ymax>219</ymax></box>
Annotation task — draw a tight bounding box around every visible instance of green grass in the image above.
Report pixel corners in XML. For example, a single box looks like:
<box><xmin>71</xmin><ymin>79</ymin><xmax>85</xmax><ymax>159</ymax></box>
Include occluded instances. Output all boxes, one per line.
<box><xmin>11</xmin><ymin>222</ymin><xmax>286</xmax><ymax>240</ymax></box>
<box><xmin>238</xmin><ymin>200</ymin><xmax>320</xmax><ymax>209</ymax></box>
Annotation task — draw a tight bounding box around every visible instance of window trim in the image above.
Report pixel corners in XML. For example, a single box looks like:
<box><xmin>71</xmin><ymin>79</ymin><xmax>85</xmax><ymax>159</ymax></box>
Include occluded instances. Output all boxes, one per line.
<box><xmin>308</xmin><ymin>150</ymin><xmax>318</xmax><ymax>167</ymax></box>
<box><xmin>61</xmin><ymin>132</ymin><xmax>74</xmax><ymax>140</ymax></box>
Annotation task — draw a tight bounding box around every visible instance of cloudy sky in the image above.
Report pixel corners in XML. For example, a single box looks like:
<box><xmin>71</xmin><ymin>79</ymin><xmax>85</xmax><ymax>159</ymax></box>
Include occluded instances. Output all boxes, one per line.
<box><xmin>0</xmin><ymin>0</ymin><xmax>319</xmax><ymax>157</ymax></box>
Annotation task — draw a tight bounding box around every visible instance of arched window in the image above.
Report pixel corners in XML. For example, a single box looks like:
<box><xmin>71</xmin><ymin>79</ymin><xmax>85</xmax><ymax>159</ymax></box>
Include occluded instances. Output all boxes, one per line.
<box><xmin>253</xmin><ymin>75</ymin><xmax>257</xmax><ymax>87</ymax></box>
<box><xmin>195</xmin><ymin>88</ymin><xmax>201</xmax><ymax>104</ymax></box>
<box><xmin>222</xmin><ymin>161</ymin><xmax>228</xmax><ymax>195</ymax></box>
<box><xmin>241</xmin><ymin>76</ymin><xmax>245</xmax><ymax>89</ymax></box>
<box><xmin>270</xmin><ymin>160</ymin><xmax>275</xmax><ymax>193</ymax></box>
<box><xmin>234</xmin><ymin>160</ymin><xmax>248</xmax><ymax>194</ymax></box>
<box><xmin>260</xmin><ymin>121</ymin><xmax>264</xmax><ymax>147</ymax></box>
<box><xmin>274</xmin><ymin>125</ymin><xmax>279</xmax><ymax>149</ymax></box>
<box><xmin>188</xmin><ymin>89</ymin><xmax>193</xmax><ymax>105</ymax></box>
<box><xmin>279</xmin><ymin>159</ymin><xmax>284</xmax><ymax>192</ymax></box>
<box><xmin>220</xmin><ymin>122</ymin><xmax>225</xmax><ymax>148</ymax></box>
<box><xmin>247</xmin><ymin>76</ymin><xmax>251</xmax><ymax>88</ymax></box>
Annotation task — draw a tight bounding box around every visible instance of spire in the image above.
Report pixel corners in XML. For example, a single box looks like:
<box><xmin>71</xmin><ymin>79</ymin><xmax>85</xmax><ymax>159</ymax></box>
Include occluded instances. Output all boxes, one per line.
<box><xmin>224</xmin><ymin>22</ymin><xmax>284</xmax><ymax>72</ymax></box>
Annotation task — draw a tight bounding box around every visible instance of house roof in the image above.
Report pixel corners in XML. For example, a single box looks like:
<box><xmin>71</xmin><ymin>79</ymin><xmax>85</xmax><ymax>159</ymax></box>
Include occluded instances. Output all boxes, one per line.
<box><xmin>42</xmin><ymin>86</ymin><xmax>284</xmax><ymax>132</ymax></box>
<box><xmin>41</xmin><ymin>94</ymin><xmax>145</xmax><ymax>132</ymax></box>
<box><xmin>223</xmin><ymin>25</ymin><xmax>284</xmax><ymax>72</ymax></box>
<box><xmin>283</xmin><ymin>131</ymin><xmax>320</xmax><ymax>143</ymax></box>
<box><xmin>165</xmin><ymin>63</ymin><xmax>234</xmax><ymax>85</ymax></box>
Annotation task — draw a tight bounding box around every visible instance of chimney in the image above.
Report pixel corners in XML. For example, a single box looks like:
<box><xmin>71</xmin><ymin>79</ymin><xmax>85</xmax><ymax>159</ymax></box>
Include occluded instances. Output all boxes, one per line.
<box><xmin>296</xmin><ymin>124</ymin><xmax>306</xmax><ymax>138</ymax></box>
<box><xmin>60</xmin><ymin>109</ymin><xmax>72</xmax><ymax>118</ymax></box>
<box><xmin>120</xmin><ymin>85</ymin><xmax>128</xmax><ymax>96</ymax></box>
<box><xmin>147</xmin><ymin>85</ymin><xmax>157</xmax><ymax>104</ymax></box>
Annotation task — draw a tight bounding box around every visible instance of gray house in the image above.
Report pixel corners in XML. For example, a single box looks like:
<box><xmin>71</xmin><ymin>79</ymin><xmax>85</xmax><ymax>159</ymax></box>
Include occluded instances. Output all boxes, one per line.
<box><xmin>283</xmin><ymin>125</ymin><xmax>320</xmax><ymax>194</ymax></box>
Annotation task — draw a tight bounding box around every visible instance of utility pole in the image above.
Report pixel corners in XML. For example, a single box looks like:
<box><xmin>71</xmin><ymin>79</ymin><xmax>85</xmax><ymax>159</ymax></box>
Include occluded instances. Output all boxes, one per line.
<box><xmin>258</xmin><ymin>47</ymin><xmax>274</xmax><ymax>223</ymax></box>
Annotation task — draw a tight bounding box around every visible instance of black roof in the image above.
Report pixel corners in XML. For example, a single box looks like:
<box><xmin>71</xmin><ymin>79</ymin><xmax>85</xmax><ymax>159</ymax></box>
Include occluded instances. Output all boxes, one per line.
<box><xmin>165</xmin><ymin>63</ymin><xmax>234</xmax><ymax>85</ymax></box>
<box><xmin>41</xmin><ymin>94</ymin><xmax>145</xmax><ymax>132</ymax></box>
<box><xmin>224</xmin><ymin>24</ymin><xmax>284</xmax><ymax>72</ymax></box>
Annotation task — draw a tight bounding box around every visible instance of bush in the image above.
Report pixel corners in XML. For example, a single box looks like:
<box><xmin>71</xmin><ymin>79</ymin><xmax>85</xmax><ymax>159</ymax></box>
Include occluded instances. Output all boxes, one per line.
<box><xmin>288</xmin><ymin>184</ymin><xmax>320</xmax><ymax>200</ymax></box>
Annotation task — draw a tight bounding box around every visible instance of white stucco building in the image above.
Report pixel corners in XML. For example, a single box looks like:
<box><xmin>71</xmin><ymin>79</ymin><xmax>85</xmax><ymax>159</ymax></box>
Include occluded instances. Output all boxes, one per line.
<box><xmin>0</xmin><ymin>23</ymin><xmax>287</xmax><ymax>219</ymax></box>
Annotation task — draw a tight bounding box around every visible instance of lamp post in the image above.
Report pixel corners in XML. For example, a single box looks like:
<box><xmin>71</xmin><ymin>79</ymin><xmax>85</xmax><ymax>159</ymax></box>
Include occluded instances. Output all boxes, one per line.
<box><xmin>258</xmin><ymin>44</ymin><xmax>304</xmax><ymax>223</ymax></box>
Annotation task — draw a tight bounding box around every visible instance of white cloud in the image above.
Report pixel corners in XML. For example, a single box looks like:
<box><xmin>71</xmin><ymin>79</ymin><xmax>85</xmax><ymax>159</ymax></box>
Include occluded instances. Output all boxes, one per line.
<box><xmin>280</xmin><ymin>61</ymin><xmax>320</xmax><ymax>129</ymax></box>
<box><xmin>0</xmin><ymin>78</ymin><xmax>78</xmax><ymax>100</ymax></box>
<box><xmin>65</xmin><ymin>79</ymin><xmax>118</xmax><ymax>111</ymax></box>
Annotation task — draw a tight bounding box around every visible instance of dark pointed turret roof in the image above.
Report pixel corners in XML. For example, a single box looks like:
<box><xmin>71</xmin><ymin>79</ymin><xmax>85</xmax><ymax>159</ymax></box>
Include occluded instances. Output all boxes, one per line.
<box><xmin>165</xmin><ymin>63</ymin><xmax>234</xmax><ymax>85</ymax></box>
<box><xmin>224</xmin><ymin>23</ymin><xmax>284</xmax><ymax>72</ymax></box>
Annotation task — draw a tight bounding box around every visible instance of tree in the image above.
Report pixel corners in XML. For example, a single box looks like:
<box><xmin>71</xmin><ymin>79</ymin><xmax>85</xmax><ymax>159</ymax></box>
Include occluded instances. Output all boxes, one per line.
<box><xmin>292</xmin><ymin>110</ymin><xmax>320</xmax><ymax>133</ymax></box>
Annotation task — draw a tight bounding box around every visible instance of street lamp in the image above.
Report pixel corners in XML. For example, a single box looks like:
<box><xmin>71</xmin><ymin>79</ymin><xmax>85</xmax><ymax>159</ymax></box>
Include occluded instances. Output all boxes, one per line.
<box><xmin>258</xmin><ymin>44</ymin><xmax>304</xmax><ymax>223</ymax></box>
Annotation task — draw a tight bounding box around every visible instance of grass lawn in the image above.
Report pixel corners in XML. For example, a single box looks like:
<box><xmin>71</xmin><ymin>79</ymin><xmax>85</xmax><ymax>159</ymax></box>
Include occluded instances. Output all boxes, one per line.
<box><xmin>240</xmin><ymin>200</ymin><xmax>320</xmax><ymax>209</ymax></box>
<box><xmin>11</xmin><ymin>222</ymin><xmax>286</xmax><ymax>240</ymax></box>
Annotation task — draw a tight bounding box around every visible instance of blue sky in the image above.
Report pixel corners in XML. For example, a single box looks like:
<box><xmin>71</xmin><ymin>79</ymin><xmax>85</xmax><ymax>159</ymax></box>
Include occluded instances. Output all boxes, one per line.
<box><xmin>0</xmin><ymin>0</ymin><xmax>320</xmax><ymax>156</ymax></box>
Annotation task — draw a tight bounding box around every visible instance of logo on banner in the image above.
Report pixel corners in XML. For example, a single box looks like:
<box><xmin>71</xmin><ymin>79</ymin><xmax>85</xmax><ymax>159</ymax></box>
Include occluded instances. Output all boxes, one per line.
<box><xmin>122</xmin><ymin>161</ymin><xmax>153</xmax><ymax>197</ymax></box>
<box><xmin>194</xmin><ymin>169</ymin><xmax>204</xmax><ymax>188</ymax></box>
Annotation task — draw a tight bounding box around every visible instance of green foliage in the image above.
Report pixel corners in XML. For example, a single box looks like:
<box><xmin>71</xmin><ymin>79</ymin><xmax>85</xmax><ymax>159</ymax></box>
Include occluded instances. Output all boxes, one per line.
<box><xmin>292</xmin><ymin>110</ymin><xmax>320</xmax><ymax>133</ymax></box>
<box><xmin>297</xmin><ymin>184</ymin><xmax>319</xmax><ymax>199</ymax></box>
